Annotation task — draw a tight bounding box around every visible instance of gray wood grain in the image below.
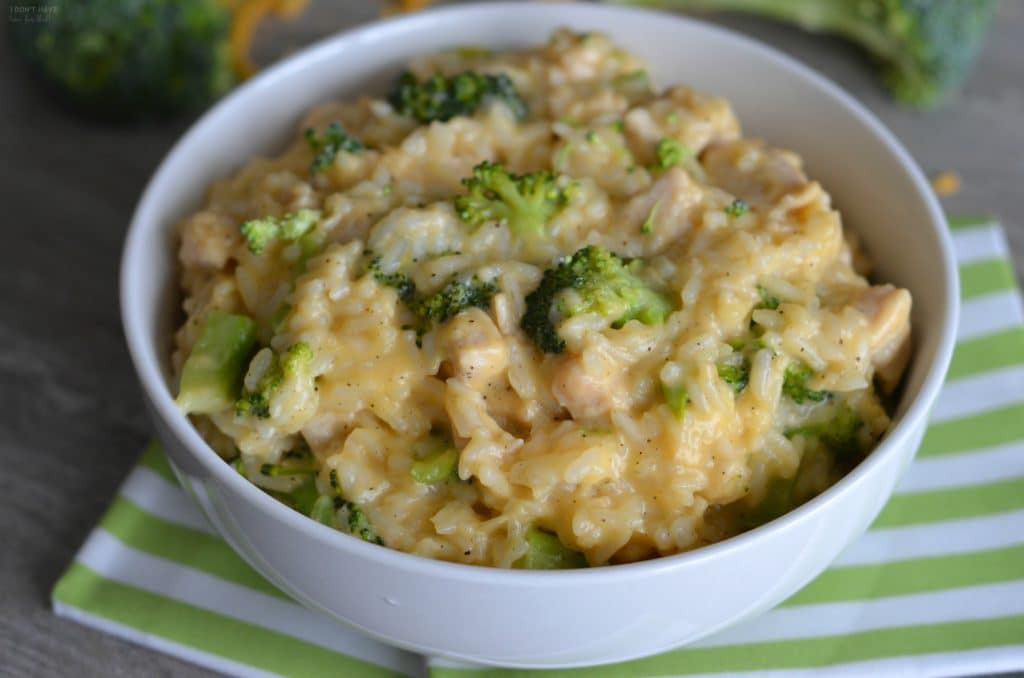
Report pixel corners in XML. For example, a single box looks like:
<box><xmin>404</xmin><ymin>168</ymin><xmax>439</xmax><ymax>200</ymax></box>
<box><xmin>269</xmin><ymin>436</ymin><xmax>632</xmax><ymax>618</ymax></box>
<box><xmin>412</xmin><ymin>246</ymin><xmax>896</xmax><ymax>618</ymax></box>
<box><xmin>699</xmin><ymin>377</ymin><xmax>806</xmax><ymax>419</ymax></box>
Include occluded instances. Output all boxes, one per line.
<box><xmin>2</xmin><ymin>2</ymin><xmax>1021</xmax><ymax>676</ymax></box>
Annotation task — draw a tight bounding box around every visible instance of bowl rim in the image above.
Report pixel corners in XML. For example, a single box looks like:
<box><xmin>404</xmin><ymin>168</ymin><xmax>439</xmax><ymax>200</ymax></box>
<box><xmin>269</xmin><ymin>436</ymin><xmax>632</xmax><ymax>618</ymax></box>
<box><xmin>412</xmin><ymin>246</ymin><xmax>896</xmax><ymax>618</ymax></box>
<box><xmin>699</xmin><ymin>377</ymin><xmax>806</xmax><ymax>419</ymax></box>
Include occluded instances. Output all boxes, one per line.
<box><xmin>120</xmin><ymin>0</ymin><xmax>959</xmax><ymax>583</ymax></box>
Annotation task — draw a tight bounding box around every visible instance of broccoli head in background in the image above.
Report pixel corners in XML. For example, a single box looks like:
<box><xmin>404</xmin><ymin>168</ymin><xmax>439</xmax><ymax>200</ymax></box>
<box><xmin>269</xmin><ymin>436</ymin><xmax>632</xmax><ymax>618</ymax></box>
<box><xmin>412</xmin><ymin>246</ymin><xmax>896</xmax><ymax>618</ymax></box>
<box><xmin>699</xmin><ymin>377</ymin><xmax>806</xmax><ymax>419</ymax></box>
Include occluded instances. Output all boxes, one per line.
<box><xmin>9</xmin><ymin>0</ymin><xmax>310</xmax><ymax>118</ymax></box>
<box><xmin>9</xmin><ymin>0</ymin><xmax>233</xmax><ymax>117</ymax></box>
<box><xmin>618</xmin><ymin>0</ymin><xmax>998</xmax><ymax>108</ymax></box>
<box><xmin>521</xmin><ymin>245</ymin><xmax>674</xmax><ymax>353</ymax></box>
<box><xmin>389</xmin><ymin>70</ymin><xmax>528</xmax><ymax>123</ymax></box>
<box><xmin>455</xmin><ymin>161</ymin><xmax>574</xmax><ymax>238</ymax></box>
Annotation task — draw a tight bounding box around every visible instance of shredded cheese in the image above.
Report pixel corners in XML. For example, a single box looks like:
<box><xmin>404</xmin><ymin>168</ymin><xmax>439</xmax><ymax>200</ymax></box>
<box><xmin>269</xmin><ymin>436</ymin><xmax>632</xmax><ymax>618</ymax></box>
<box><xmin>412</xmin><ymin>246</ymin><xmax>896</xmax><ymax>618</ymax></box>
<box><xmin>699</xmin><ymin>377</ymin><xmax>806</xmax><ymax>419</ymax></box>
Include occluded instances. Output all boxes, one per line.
<box><xmin>931</xmin><ymin>171</ymin><xmax>962</xmax><ymax>197</ymax></box>
<box><xmin>227</xmin><ymin>0</ymin><xmax>309</xmax><ymax>78</ymax></box>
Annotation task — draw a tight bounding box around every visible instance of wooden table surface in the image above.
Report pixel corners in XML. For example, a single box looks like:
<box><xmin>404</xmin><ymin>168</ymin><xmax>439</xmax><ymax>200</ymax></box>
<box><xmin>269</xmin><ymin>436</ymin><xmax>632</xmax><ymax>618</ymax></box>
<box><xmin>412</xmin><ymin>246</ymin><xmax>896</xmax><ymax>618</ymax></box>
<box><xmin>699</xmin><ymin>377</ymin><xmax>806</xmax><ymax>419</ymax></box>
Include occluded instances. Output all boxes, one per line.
<box><xmin>3</xmin><ymin>2</ymin><xmax>1022</xmax><ymax>676</ymax></box>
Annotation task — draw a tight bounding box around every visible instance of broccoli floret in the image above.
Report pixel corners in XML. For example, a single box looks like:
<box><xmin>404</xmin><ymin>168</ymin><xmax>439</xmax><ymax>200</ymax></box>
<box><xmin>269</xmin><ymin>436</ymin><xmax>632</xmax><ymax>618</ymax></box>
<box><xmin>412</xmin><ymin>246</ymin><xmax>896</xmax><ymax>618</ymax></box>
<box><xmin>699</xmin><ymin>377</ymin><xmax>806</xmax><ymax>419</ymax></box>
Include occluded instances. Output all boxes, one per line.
<box><xmin>367</xmin><ymin>255</ymin><xmax>417</xmax><ymax>303</ymax></box>
<box><xmin>325</xmin><ymin>469</ymin><xmax>383</xmax><ymax>544</ymax></box>
<box><xmin>755</xmin><ymin>285</ymin><xmax>781</xmax><ymax>311</ymax></box>
<box><xmin>782</xmin><ymin>362</ymin><xmax>830</xmax><ymax>404</ymax></box>
<box><xmin>454</xmin><ymin>161</ymin><xmax>573</xmax><ymax>238</ymax></box>
<box><xmin>238</xmin><ymin>449</ymin><xmax>383</xmax><ymax>540</ymax></box>
<box><xmin>9</xmin><ymin>0</ymin><xmax>234</xmax><ymax>118</ymax></box>
<box><xmin>521</xmin><ymin>246</ymin><xmax>674</xmax><ymax>353</ymax></box>
<box><xmin>655</xmin><ymin>138</ymin><xmax>690</xmax><ymax>169</ymax></box>
<box><xmin>624</xmin><ymin>0</ymin><xmax>997</xmax><ymax>108</ymax></box>
<box><xmin>514</xmin><ymin>527</ymin><xmax>588</xmax><ymax>569</ymax></box>
<box><xmin>718</xmin><ymin>359</ymin><xmax>750</xmax><ymax>392</ymax></box>
<box><xmin>240</xmin><ymin>209</ymin><xmax>321</xmax><ymax>255</ymax></box>
<box><xmin>415</xmin><ymin>275</ymin><xmax>498</xmax><ymax>327</ymax></box>
<box><xmin>787</xmin><ymin>405</ymin><xmax>865</xmax><ymax>461</ymax></box>
<box><xmin>343</xmin><ymin>501</ymin><xmax>384</xmax><ymax>545</ymax></box>
<box><xmin>389</xmin><ymin>70</ymin><xmax>527</xmax><ymax>123</ymax></box>
<box><xmin>239</xmin><ymin>219</ymin><xmax>279</xmax><ymax>255</ymax></box>
<box><xmin>365</xmin><ymin>254</ymin><xmax>497</xmax><ymax>333</ymax></box>
<box><xmin>236</xmin><ymin>343</ymin><xmax>314</xmax><ymax>419</ymax></box>
<box><xmin>305</xmin><ymin>122</ymin><xmax>364</xmax><ymax>173</ymax></box>
<box><xmin>725</xmin><ymin>199</ymin><xmax>749</xmax><ymax>217</ymax></box>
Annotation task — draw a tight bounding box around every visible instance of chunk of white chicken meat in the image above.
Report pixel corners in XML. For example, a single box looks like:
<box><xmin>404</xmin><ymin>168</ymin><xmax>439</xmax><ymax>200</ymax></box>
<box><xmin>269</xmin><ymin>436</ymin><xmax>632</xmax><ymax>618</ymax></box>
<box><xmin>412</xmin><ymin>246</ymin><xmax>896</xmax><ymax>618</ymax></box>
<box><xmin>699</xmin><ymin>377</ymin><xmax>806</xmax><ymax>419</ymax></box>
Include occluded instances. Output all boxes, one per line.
<box><xmin>551</xmin><ymin>346</ymin><xmax>627</xmax><ymax>420</ymax></box>
<box><xmin>615</xmin><ymin>167</ymin><xmax>702</xmax><ymax>256</ymax></box>
<box><xmin>854</xmin><ymin>284</ymin><xmax>912</xmax><ymax>393</ymax></box>
<box><xmin>437</xmin><ymin>308</ymin><xmax>509</xmax><ymax>389</ymax></box>
<box><xmin>366</xmin><ymin>203</ymin><xmax>465</xmax><ymax>274</ymax></box>
<box><xmin>179</xmin><ymin>211</ymin><xmax>239</xmax><ymax>271</ymax></box>
<box><xmin>701</xmin><ymin>139</ymin><xmax>807</xmax><ymax>209</ymax></box>
<box><xmin>624</xmin><ymin>86</ymin><xmax>741</xmax><ymax>163</ymax></box>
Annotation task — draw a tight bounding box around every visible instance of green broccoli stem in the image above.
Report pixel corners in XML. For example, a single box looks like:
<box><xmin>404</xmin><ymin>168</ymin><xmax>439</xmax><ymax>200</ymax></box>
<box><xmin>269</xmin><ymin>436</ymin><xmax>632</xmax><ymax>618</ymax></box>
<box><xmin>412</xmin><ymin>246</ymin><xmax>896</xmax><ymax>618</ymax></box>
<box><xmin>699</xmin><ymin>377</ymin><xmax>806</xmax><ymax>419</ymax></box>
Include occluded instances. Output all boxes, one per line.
<box><xmin>309</xmin><ymin>495</ymin><xmax>336</xmax><ymax>526</ymax></box>
<box><xmin>618</xmin><ymin>0</ymin><xmax>901</xmax><ymax>72</ymax></box>
<box><xmin>514</xmin><ymin>528</ymin><xmax>588</xmax><ymax>569</ymax></box>
<box><xmin>176</xmin><ymin>311</ymin><xmax>258</xmax><ymax>415</ymax></box>
<box><xmin>410</xmin><ymin>447</ymin><xmax>460</xmax><ymax>484</ymax></box>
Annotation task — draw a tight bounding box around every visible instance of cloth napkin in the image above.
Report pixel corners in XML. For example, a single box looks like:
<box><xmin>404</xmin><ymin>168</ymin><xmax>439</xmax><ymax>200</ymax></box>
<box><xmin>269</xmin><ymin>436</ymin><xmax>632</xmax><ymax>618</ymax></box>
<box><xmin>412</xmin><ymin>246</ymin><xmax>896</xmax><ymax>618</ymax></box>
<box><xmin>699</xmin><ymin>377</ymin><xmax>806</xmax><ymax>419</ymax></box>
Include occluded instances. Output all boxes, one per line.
<box><xmin>53</xmin><ymin>216</ymin><xmax>1024</xmax><ymax>678</ymax></box>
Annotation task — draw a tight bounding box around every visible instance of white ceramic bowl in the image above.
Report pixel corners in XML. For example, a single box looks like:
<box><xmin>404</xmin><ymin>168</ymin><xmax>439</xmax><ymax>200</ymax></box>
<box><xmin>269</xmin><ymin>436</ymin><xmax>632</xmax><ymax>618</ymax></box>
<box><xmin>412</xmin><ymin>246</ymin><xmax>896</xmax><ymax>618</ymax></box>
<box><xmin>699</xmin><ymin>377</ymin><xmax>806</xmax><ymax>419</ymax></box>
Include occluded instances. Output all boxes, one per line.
<box><xmin>121</xmin><ymin>2</ymin><xmax>958</xmax><ymax>668</ymax></box>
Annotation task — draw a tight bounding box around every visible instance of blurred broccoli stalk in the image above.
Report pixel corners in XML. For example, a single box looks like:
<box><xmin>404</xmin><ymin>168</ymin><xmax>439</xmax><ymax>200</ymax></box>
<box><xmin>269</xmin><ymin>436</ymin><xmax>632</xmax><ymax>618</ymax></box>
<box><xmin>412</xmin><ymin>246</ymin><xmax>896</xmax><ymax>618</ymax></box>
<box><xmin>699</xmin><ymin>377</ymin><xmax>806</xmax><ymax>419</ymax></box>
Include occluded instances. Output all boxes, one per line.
<box><xmin>8</xmin><ymin>0</ymin><xmax>308</xmax><ymax>118</ymax></box>
<box><xmin>616</xmin><ymin>0</ymin><xmax>998</xmax><ymax>108</ymax></box>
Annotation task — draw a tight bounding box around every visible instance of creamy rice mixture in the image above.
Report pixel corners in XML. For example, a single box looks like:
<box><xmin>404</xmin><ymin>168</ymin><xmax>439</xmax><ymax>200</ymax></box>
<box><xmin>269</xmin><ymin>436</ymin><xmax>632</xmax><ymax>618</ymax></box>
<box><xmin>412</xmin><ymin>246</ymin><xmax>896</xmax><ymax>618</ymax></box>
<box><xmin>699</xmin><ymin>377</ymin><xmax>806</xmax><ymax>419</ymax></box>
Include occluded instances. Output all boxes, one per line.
<box><xmin>173</xmin><ymin>31</ymin><xmax>912</xmax><ymax>567</ymax></box>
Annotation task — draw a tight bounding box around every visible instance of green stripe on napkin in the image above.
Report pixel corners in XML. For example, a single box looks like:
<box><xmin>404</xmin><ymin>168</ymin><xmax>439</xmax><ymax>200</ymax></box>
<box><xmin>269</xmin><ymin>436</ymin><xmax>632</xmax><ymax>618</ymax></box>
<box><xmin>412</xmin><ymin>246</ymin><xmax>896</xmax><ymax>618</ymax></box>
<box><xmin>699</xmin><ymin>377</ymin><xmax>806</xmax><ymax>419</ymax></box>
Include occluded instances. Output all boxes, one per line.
<box><xmin>54</xmin><ymin>563</ymin><xmax>398</xmax><ymax>678</ymax></box>
<box><xmin>948</xmin><ymin>327</ymin><xmax>1024</xmax><ymax>380</ymax></box>
<box><xmin>52</xmin><ymin>216</ymin><xmax>1024</xmax><ymax>677</ymax></box>
<box><xmin>102</xmin><ymin>495</ymin><xmax>288</xmax><ymax>599</ymax></box>
<box><xmin>785</xmin><ymin>542</ymin><xmax>1024</xmax><ymax>606</ymax></box>
<box><xmin>432</xmin><ymin>615</ymin><xmax>1024</xmax><ymax>678</ymax></box>
<box><xmin>919</xmin><ymin>404</ymin><xmax>1024</xmax><ymax>457</ymax></box>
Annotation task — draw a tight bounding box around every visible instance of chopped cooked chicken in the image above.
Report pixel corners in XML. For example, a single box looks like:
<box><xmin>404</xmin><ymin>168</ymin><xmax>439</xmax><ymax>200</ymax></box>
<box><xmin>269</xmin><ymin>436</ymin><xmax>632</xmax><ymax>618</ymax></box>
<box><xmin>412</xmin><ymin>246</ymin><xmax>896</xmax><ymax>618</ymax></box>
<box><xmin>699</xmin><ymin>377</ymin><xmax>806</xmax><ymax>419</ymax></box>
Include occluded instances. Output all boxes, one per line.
<box><xmin>624</xmin><ymin>85</ymin><xmax>740</xmax><ymax>159</ymax></box>
<box><xmin>617</xmin><ymin>167</ymin><xmax>702</xmax><ymax>254</ymax></box>
<box><xmin>179</xmin><ymin>211</ymin><xmax>239</xmax><ymax>271</ymax></box>
<box><xmin>436</xmin><ymin>308</ymin><xmax>509</xmax><ymax>389</ymax></box>
<box><xmin>840</xmin><ymin>228</ymin><xmax>873</xmax><ymax>277</ymax></box>
<box><xmin>855</xmin><ymin>284</ymin><xmax>912</xmax><ymax>393</ymax></box>
<box><xmin>551</xmin><ymin>347</ymin><xmax>627</xmax><ymax>419</ymax></box>
<box><xmin>701</xmin><ymin>139</ymin><xmax>807</xmax><ymax>208</ymax></box>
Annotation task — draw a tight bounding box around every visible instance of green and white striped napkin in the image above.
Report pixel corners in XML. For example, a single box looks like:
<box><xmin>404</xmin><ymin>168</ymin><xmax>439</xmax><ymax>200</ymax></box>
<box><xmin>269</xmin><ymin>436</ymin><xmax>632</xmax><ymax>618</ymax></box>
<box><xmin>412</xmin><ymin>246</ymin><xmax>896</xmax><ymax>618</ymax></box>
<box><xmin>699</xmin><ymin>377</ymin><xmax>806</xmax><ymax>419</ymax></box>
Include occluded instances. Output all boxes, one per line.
<box><xmin>53</xmin><ymin>216</ymin><xmax>1024</xmax><ymax>677</ymax></box>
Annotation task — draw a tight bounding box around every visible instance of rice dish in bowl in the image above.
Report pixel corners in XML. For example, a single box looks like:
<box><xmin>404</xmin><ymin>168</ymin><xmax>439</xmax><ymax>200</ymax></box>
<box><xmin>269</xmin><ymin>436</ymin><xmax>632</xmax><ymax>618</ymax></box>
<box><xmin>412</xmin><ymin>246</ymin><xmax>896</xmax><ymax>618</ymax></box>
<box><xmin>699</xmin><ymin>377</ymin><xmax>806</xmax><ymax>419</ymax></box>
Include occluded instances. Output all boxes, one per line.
<box><xmin>172</xmin><ymin>29</ymin><xmax>912</xmax><ymax>569</ymax></box>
